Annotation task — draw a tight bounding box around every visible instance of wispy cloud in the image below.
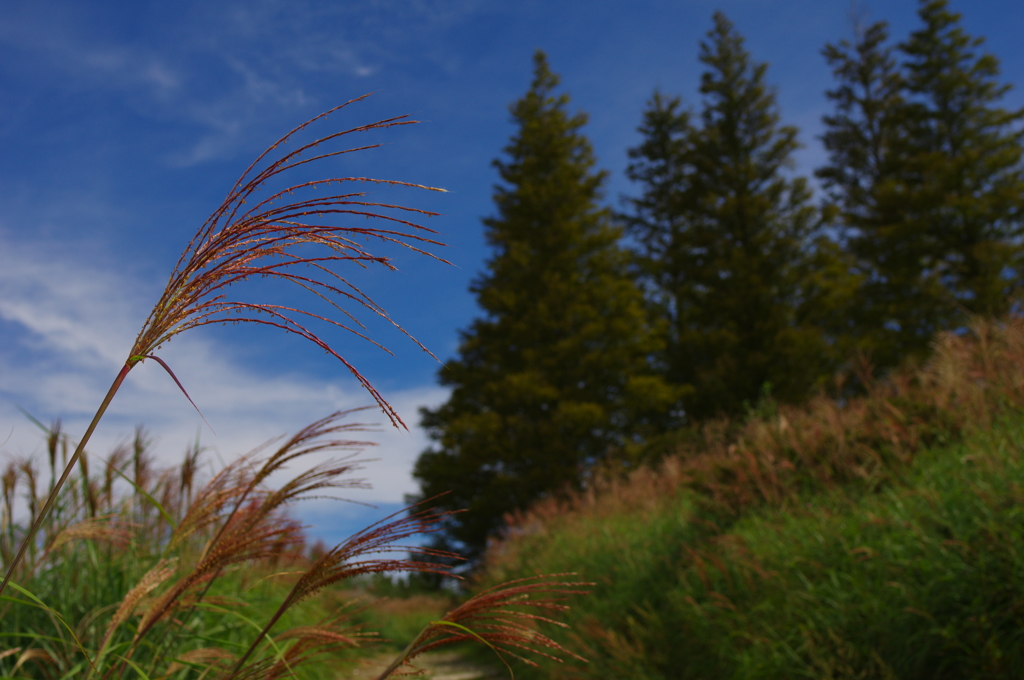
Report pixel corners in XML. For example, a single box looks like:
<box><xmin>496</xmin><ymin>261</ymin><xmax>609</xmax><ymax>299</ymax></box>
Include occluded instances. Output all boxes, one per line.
<box><xmin>0</xmin><ymin>13</ymin><xmax>181</xmax><ymax>101</ymax></box>
<box><xmin>0</xmin><ymin>234</ymin><xmax>138</xmax><ymax>368</ymax></box>
<box><xmin>0</xmin><ymin>227</ymin><xmax>447</xmax><ymax>510</ymax></box>
<box><xmin>0</xmin><ymin>0</ymin><xmax>492</xmax><ymax>169</ymax></box>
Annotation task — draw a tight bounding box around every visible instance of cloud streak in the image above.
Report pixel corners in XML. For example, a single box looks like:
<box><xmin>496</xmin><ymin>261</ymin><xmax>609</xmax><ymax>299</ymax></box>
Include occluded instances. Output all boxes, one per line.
<box><xmin>0</xmin><ymin>0</ymin><xmax>491</xmax><ymax>171</ymax></box>
<box><xmin>0</xmin><ymin>227</ymin><xmax>447</xmax><ymax>515</ymax></box>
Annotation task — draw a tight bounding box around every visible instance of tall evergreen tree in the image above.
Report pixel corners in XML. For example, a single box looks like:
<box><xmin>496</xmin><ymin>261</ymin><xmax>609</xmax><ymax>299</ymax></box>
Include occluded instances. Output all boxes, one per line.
<box><xmin>899</xmin><ymin>0</ymin><xmax>1024</xmax><ymax>317</ymax></box>
<box><xmin>624</xmin><ymin>12</ymin><xmax>837</xmax><ymax>420</ymax></box>
<box><xmin>412</xmin><ymin>52</ymin><xmax>675</xmax><ymax>561</ymax></box>
<box><xmin>816</xmin><ymin>17</ymin><xmax>909</xmax><ymax>369</ymax></box>
<box><xmin>819</xmin><ymin>0</ymin><xmax>1024</xmax><ymax>369</ymax></box>
<box><xmin>621</xmin><ymin>92</ymin><xmax>699</xmax><ymax>409</ymax></box>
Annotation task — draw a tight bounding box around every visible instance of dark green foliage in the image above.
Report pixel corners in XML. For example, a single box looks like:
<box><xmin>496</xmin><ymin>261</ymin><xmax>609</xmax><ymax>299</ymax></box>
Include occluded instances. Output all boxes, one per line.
<box><xmin>899</xmin><ymin>0</ymin><xmax>1024</xmax><ymax>316</ymax></box>
<box><xmin>818</xmin><ymin>0</ymin><xmax>1024</xmax><ymax>370</ymax></box>
<box><xmin>412</xmin><ymin>52</ymin><xmax>676</xmax><ymax>561</ymax></box>
<box><xmin>816</xmin><ymin>17</ymin><xmax>906</xmax><ymax>369</ymax></box>
<box><xmin>623</xmin><ymin>13</ymin><xmax>842</xmax><ymax>421</ymax></box>
<box><xmin>620</xmin><ymin>92</ymin><xmax>699</xmax><ymax>412</ymax></box>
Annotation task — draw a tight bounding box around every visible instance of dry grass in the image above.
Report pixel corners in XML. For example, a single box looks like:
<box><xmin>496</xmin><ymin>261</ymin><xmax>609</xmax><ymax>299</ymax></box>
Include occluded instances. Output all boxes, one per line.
<box><xmin>128</xmin><ymin>93</ymin><xmax>451</xmax><ymax>428</ymax></box>
<box><xmin>500</xmin><ymin>316</ymin><xmax>1024</xmax><ymax>545</ymax></box>
<box><xmin>372</xmin><ymin>575</ymin><xmax>591</xmax><ymax>680</ymax></box>
<box><xmin>2</xmin><ymin>94</ymin><xmax>449</xmax><ymax>600</ymax></box>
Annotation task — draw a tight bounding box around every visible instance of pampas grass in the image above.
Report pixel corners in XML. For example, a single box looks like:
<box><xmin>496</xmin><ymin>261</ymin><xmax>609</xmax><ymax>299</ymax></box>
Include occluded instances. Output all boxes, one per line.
<box><xmin>0</xmin><ymin>97</ymin><xmax>587</xmax><ymax>679</ymax></box>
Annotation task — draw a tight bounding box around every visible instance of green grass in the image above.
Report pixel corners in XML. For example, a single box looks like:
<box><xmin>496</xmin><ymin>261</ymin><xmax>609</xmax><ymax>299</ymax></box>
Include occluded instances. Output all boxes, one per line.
<box><xmin>725</xmin><ymin>423</ymin><xmax>1024</xmax><ymax>677</ymax></box>
<box><xmin>480</xmin><ymin>414</ymin><xmax>1024</xmax><ymax>679</ymax></box>
<box><xmin>0</xmin><ymin>419</ymin><xmax>380</xmax><ymax>679</ymax></box>
<box><xmin>0</xmin><ymin>418</ymin><xmax>583</xmax><ymax>680</ymax></box>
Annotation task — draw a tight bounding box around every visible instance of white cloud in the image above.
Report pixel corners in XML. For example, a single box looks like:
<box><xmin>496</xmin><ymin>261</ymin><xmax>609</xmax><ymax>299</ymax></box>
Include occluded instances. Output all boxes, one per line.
<box><xmin>0</xmin><ymin>228</ymin><xmax>448</xmax><ymax>518</ymax></box>
<box><xmin>0</xmin><ymin>237</ymin><xmax>136</xmax><ymax>368</ymax></box>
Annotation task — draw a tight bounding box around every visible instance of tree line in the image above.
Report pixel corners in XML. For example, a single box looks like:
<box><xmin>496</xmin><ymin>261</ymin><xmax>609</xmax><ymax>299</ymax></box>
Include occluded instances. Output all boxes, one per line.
<box><xmin>412</xmin><ymin>0</ymin><xmax>1024</xmax><ymax>563</ymax></box>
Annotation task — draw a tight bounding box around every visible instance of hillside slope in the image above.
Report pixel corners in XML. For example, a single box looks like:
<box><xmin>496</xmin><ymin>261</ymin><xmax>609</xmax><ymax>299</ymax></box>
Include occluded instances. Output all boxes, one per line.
<box><xmin>478</xmin><ymin>318</ymin><xmax>1024</xmax><ymax>679</ymax></box>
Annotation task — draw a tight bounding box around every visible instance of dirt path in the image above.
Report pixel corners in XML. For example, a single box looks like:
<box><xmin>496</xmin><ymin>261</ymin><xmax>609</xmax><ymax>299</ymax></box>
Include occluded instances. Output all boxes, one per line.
<box><xmin>341</xmin><ymin>650</ymin><xmax>503</xmax><ymax>680</ymax></box>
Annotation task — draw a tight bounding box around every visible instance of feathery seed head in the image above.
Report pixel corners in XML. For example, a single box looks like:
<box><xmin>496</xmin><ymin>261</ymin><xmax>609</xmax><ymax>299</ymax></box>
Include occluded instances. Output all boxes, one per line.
<box><xmin>128</xmin><ymin>95</ymin><xmax>449</xmax><ymax>428</ymax></box>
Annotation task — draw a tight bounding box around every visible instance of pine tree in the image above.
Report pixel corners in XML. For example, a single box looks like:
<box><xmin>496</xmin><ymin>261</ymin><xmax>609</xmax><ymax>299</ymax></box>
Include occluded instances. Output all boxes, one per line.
<box><xmin>816</xmin><ymin>17</ymin><xmax>909</xmax><ymax>369</ymax></box>
<box><xmin>818</xmin><ymin>1</ymin><xmax>1024</xmax><ymax>369</ymax></box>
<box><xmin>900</xmin><ymin>0</ymin><xmax>1024</xmax><ymax>317</ymax></box>
<box><xmin>624</xmin><ymin>12</ymin><xmax>837</xmax><ymax>420</ymax></box>
<box><xmin>412</xmin><ymin>52</ymin><xmax>675</xmax><ymax>561</ymax></box>
<box><xmin>621</xmin><ymin>92</ymin><xmax>699</xmax><ymax>408</ymax></box>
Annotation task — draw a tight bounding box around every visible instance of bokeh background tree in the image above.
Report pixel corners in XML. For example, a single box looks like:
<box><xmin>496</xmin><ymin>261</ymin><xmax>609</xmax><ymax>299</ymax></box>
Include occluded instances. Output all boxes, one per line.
<box><xmin>412</xmin><ymin>51</ymin><xmax>676</xmax><ymax>561</ymax></box>
<box><xmin>818</xmin><ymin>0</ymin><xmax>1024</xmax><ymax>370</ymax></box>
<box><xmin>623</xmin><ymin>12</ymin><xmax>843</xmax><ymax>421</ymax></box>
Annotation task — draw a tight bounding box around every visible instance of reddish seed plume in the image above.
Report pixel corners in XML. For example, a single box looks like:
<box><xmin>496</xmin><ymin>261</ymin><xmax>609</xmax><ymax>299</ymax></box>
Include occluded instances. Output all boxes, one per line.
<box><xmin>128</xmin><ymin>94</ymin><xmax>449</xmax><ymax>429</ymax></box>
<box><xmin>370</xmin><ymin>574</ymin><xmax>592</xmax><ymax>680</ymax></box>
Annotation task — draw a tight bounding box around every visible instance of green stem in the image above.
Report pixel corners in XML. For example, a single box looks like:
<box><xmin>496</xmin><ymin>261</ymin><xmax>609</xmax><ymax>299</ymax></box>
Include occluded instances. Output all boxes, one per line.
<box><xmin>224</xmin><ymin>585</ymin><xmax>301</xmax><ymax>679</ymax></box>
<box><xmin>0</xmin><ymin>362</ymin><xmax>134</xmax><ymax>600</ymax></box>
<box><xmin>373</xmin><ymin>627</ymin><xmax>432</xmax><ymax>680</ymax></box>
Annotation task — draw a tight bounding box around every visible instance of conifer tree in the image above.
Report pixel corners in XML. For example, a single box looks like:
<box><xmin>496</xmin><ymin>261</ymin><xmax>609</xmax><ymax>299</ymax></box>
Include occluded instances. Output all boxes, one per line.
<box><xmin>621</xmin><ymin>92</ymin><xmax>699</xmax><ymax>408</ymax></box>
<box><xmin>900</xmin><ymin>0</ymin><xmax>1024</xmax><ymax>316</ymax></box>
<box><xmin>412</xmin><ymin>52</ymin><xmax>675</xmax><ymax>560</ymax></box>
<box><xmin>819</xmin><ymin>0</ymin><xmax>1024</xmax><ymax>368</ymax></box>
<box><xmin>624</xmin><ymin>13</ymin><xmax>837</xmax><ymax>420</ymax></box>
<box><xmin>816</xmin><ymin>18</ymin><xmax>908</xmax><ymax>368</ymax></box>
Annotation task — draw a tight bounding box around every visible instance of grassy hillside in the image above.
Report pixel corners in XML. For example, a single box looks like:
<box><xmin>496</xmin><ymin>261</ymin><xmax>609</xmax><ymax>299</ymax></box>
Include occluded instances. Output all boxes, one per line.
<box><xmin>478</xmin><ymin>318</ymin><xmax>1024</xmax><ymax>679</ymax></box>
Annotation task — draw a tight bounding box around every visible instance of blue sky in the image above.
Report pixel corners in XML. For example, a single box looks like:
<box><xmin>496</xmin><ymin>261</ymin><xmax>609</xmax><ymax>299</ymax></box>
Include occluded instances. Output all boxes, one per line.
<box><xmin>2</xmin><ymin>0</ymin><xmax>1022</xmax><ymax>546</ymax></box>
